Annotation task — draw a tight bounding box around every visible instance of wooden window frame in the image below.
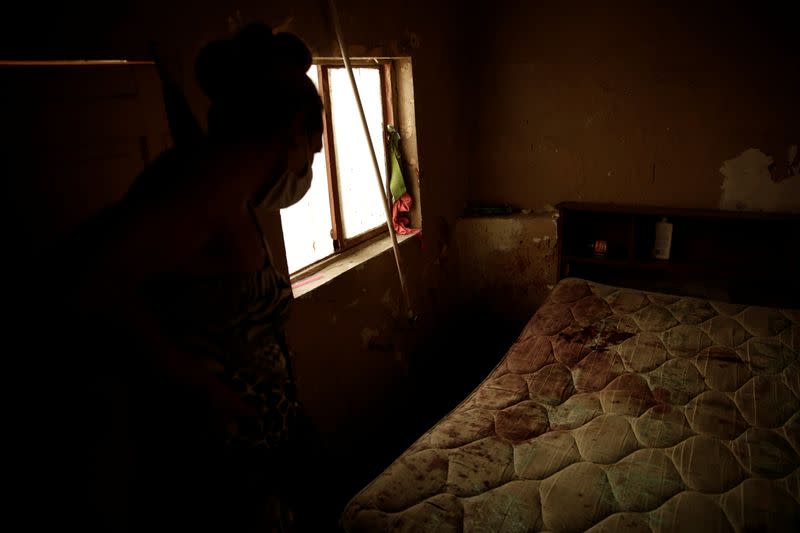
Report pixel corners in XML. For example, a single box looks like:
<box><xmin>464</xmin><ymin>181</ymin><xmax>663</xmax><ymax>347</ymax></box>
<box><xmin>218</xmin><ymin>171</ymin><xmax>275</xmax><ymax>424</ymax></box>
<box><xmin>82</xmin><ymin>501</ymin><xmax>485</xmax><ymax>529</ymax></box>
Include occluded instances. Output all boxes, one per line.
<box><xmin>290</xmin><ymin>59</ymin><xmax>397</xmax><ymax>281</ymax></box>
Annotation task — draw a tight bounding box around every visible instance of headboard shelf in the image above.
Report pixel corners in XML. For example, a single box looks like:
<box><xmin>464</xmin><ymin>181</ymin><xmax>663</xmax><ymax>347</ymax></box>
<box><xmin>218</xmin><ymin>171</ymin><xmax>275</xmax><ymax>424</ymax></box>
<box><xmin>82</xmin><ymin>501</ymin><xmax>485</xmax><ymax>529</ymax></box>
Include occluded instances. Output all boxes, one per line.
<box><xmin>557</xmin><ymin>202</ymin><xmax>800</xmax><ymax>307</ymax></box>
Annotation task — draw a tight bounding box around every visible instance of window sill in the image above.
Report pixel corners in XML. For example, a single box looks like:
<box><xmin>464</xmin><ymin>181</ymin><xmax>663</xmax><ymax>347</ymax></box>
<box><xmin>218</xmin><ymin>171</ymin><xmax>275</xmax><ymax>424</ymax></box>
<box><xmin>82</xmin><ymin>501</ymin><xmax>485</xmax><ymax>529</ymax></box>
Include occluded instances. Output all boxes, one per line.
<box><xmin>290</xmin><ymin>233</ymin><xmax>417</xmax><ymax>298</ymax></box>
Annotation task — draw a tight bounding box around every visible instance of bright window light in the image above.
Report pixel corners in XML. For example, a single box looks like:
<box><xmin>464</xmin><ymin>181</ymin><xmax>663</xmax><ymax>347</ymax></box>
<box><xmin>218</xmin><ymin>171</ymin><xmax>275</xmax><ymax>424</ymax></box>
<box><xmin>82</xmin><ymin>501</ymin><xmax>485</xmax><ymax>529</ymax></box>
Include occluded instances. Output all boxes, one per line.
<box><xmin>280</xmin><ymin>64</ymin><xmax>393</xmax><ymax>275</ymax></box>
<box><xmin>328</xmin><ymin>67</ymin><xmax>387</xmax><ymax>239</ymax></box>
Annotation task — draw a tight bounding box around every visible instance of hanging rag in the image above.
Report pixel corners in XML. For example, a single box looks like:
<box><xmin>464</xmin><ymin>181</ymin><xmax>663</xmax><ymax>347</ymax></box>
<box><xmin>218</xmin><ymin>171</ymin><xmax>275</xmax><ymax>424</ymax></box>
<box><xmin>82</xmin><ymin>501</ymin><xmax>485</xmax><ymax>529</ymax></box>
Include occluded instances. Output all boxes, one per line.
<box><xmin>387</xmin><ymin>125</ymin><xmax>421</xmax><ymax>236</ymax></box>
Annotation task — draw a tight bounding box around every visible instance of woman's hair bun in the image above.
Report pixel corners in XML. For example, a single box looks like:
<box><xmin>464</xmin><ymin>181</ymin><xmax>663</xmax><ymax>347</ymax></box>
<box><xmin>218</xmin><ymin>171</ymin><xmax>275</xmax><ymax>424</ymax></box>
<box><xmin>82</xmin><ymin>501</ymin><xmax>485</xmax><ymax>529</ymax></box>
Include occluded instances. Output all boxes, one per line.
<box><xmin>195</xmin><ymin>22</ymin><xmax>312</xmax><ymax>103</ymax></box>
<box><xmin>270</xmin><ymin>32</ymin><xmax>313</xmax><ymax>73</ymax></box>
<box><xmin>194</xmin><ymin>38</ymin><xmax>236</xmax><ymax>102</ymax></box>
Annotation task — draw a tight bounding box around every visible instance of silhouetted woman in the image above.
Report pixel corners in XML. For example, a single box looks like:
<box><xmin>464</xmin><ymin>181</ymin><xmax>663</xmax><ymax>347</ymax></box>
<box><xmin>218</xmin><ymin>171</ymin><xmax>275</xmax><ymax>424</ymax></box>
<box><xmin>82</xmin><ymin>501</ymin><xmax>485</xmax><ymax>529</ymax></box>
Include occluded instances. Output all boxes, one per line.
<box><xmin>55</xmin><ymin>23</ymin><xmax>325</xmax><ymax>531</ymax></box>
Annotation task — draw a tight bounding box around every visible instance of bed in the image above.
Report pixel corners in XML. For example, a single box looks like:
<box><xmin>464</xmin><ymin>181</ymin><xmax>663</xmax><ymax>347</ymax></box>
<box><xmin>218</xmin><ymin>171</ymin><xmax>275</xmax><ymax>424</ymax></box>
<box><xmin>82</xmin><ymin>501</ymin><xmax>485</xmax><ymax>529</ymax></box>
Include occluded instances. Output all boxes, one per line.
<box><xmin>341</xmin><ymin>277</ymin><xmax>800</xmax><ymax>532</ymax></box>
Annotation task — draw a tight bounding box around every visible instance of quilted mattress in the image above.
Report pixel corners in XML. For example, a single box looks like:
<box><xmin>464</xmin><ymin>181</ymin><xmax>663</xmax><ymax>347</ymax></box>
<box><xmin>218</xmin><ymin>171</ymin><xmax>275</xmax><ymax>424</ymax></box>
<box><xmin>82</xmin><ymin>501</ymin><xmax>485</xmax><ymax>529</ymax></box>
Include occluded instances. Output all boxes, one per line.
<box><xmin>342</xmin><ymin>278</ymin><xmax>800</xmax><ymax>532</ymax></box>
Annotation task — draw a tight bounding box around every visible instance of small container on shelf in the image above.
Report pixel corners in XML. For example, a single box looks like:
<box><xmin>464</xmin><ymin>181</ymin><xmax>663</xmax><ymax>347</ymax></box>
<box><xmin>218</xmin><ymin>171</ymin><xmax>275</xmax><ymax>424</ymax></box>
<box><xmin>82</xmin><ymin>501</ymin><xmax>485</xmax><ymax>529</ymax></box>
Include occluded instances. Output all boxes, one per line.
<box><xmin>588</xmin><ymin>239</ymin><xmax>608</xmax><ymax>256</ymax></box>
<box><xmin>652</xmin><ymin>217</ymin><xmax>673</xmax><ymax>260</ymax></box>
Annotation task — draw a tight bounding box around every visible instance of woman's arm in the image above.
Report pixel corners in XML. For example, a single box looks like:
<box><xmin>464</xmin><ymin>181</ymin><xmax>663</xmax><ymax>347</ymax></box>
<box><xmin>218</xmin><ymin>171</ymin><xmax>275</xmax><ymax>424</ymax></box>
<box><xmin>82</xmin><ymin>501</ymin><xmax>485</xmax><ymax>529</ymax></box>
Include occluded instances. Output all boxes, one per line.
<box><xmin>118</xmin><ymin>285</ymin><xmax>255</xmax><ymax>430</ymax></box>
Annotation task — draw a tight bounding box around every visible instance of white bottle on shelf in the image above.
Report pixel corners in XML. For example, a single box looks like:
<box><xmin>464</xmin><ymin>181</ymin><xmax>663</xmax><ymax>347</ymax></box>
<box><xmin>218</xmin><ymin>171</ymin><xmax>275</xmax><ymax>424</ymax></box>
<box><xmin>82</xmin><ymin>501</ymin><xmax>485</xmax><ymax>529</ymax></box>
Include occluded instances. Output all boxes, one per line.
<box><xmin>653</xmin><ymin>217</ymin><xmax>673</xmax><ymax>260</ymax></box>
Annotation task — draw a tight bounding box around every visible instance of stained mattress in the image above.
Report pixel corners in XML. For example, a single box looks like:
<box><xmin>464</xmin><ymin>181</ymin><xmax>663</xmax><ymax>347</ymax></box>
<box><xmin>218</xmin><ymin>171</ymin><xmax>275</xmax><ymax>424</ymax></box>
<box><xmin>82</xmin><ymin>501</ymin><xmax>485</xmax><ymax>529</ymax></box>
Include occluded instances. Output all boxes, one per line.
<box><xmin>342</xmin><ymin>278</ymin><xmax>800</xmax><ymax>532</ymax></box>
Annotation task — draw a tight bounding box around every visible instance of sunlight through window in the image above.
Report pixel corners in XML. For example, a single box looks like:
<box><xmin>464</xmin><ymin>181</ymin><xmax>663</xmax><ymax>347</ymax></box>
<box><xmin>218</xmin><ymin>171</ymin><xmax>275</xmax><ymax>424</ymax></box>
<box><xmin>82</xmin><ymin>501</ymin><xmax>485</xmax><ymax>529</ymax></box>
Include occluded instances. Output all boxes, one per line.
<box><xmin>280</xmin><ymin>64</ymin><xmax>394</xmax><ymax>275</ymax></box>
<box><xmin>279</xmin><ymin>66</ymin><xmax>334</xmax><ymax>274</ymax></box>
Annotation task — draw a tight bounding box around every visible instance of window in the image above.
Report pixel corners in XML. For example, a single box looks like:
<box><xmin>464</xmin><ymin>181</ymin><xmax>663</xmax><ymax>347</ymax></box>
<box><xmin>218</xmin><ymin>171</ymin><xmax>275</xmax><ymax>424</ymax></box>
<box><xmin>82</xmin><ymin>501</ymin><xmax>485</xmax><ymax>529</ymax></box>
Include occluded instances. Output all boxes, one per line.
<box><xmin>280</xmin><ymin>61</ymin><xmax>397</xmax><ymax>275</ymax></box>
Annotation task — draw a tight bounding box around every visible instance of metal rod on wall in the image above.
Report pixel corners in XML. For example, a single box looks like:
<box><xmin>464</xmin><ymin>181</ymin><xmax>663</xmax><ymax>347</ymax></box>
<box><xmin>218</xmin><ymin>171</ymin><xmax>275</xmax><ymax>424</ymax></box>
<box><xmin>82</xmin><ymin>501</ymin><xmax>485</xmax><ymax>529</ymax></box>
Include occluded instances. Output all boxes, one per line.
<box><xmin>327</xmin><ymin>0</ymin><xmax>415</xmax><ymax>320</ymax></box>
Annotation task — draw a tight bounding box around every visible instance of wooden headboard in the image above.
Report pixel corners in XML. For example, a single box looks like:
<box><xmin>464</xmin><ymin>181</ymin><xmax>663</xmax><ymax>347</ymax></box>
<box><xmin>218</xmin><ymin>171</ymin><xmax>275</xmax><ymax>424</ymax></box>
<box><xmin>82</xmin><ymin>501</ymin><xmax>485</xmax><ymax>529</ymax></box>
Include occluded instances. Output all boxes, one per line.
<box><xmin>556</xmin><ymin>202</ymin><xmax>800</xmax><ymax>308</ymax></box>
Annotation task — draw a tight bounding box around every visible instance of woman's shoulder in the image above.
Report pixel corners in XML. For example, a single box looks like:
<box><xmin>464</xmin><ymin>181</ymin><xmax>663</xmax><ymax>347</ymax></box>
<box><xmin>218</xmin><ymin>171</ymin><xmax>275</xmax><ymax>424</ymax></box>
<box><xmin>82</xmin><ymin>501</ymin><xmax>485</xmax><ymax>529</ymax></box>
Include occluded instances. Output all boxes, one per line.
<box><xmin>55</xmin><ymin>144</ymin><xmax>212</xmax><ymax>260</ymax></box>
<box><xmin>125</xmin><ymin>143</ymin><xmax>209</xmax><ymax>200</ymax></box>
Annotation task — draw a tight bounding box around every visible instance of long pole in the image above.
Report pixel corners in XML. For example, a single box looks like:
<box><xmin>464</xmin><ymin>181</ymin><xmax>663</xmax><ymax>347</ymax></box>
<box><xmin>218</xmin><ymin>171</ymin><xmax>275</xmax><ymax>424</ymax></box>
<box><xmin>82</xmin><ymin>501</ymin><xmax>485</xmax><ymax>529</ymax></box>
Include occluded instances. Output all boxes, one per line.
<box><xmin>328</xmin><ymin>0</ymin><xmax>415</xmax><ymax>319</ymax></box>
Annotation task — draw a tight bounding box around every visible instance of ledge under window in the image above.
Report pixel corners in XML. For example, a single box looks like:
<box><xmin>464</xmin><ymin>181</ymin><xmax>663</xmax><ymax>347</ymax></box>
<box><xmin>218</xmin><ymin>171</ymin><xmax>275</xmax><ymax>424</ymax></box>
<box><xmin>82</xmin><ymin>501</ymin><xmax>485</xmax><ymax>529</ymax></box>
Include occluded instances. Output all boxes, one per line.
<box><xmin>290</xmin><ymin>233</ymin><xmax>417</xmax><ymax>298</ymax></box>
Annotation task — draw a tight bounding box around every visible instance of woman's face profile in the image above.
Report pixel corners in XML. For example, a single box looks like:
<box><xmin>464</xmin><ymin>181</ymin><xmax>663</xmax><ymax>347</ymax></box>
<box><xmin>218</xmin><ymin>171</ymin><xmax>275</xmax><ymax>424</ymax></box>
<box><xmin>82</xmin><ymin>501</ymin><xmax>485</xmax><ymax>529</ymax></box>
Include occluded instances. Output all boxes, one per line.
<box><xmin>285</xmin><ymin>117</ymin><xmax>323</xmax><ymax>179</ymax></box>
<box><xmin>250</xmin><ymin>115</ymin><xmax>323</xmax><ymax>209</ymax></box>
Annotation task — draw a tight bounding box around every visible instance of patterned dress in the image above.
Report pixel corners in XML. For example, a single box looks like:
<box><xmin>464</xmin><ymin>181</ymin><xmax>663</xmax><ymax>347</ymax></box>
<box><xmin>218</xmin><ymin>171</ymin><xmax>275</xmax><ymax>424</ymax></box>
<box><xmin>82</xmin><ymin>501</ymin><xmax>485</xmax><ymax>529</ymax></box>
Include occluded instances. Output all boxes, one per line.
<box><xmin>140</xmin><ymin>203</ymin><xmax>302</xmax><ymax>530</ymax></box>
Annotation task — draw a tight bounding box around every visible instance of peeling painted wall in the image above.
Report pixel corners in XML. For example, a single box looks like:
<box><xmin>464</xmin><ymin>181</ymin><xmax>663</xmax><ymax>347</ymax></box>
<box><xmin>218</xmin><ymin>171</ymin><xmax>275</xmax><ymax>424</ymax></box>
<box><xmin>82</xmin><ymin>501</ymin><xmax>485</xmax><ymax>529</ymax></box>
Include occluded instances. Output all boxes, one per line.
<box><xmin>456</xmin><ymin>214</ymin><xmax>558</xmax><ymax>326</ymax></box>
<box><xmin>465</xmin><ymin>2</ymin><xmax>800</xmax><ymax>212</ymax></box>
<box><xmin>719</xmin><ymin>148</ymin><xmax>800</xmax><ymax>212</ymax></box>
<box><xmin>452</xmin><ymin>2</ymin><xmax>799</xmax><ymax>314</ymax></box>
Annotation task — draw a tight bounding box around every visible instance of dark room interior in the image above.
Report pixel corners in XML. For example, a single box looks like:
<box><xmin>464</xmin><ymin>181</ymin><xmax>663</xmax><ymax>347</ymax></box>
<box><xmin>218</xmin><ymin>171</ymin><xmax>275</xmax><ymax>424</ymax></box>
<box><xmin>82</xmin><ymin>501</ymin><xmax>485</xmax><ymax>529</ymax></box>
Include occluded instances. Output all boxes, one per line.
<box><xmin>3</xmin><ymin>1</ymin><xmax>799</xmax><ymax>531</ymax></box>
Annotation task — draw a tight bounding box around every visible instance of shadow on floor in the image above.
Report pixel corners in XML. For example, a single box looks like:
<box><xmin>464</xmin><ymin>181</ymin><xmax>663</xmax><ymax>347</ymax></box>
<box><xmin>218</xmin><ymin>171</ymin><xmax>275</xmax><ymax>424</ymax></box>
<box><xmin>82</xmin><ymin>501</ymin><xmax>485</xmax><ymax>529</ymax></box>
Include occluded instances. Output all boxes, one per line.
<box><xmin>319</xmin><ymin>307</ymin><xmax>524</xmax><ymax>530</ymax></box>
